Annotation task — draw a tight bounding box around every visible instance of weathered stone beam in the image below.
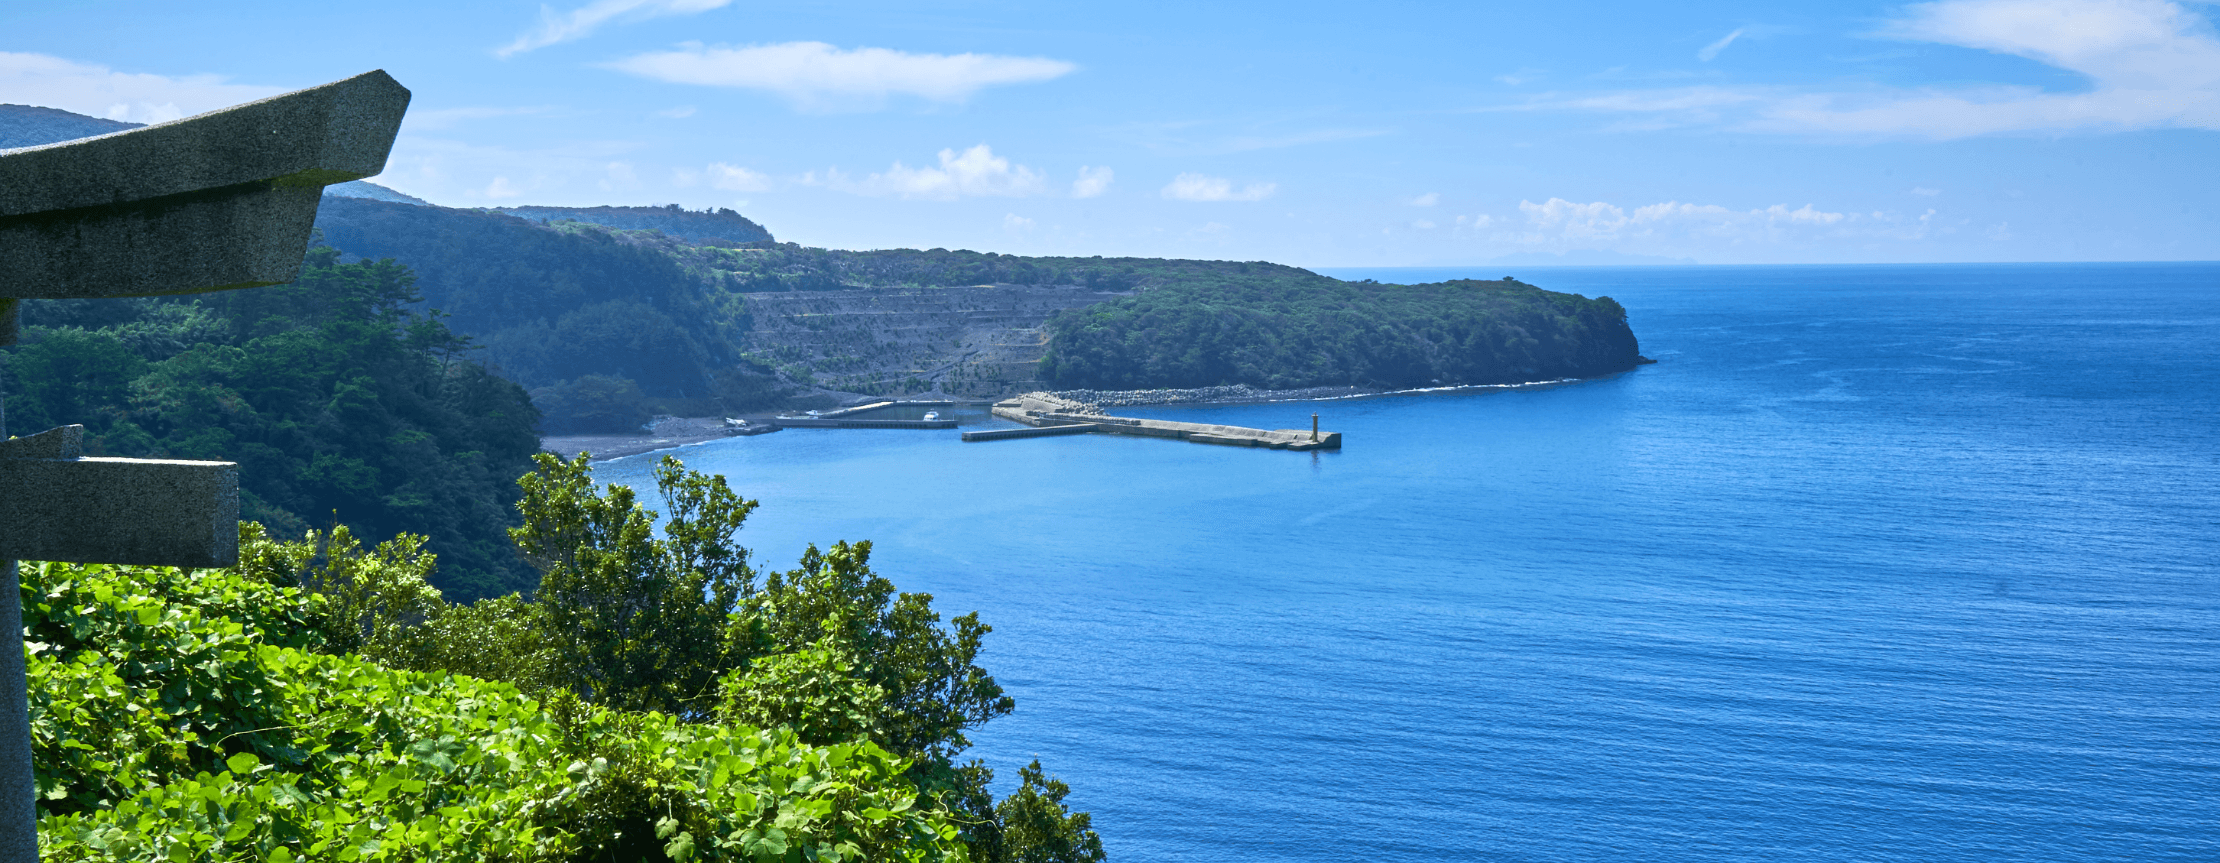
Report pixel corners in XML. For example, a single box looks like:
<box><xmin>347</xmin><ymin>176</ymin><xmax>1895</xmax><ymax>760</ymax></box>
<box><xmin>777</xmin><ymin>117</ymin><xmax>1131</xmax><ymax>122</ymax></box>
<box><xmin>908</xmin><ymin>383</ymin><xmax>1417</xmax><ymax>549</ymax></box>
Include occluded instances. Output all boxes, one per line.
<box><xmin>0</xmin><ymin>426</ymin><xmax>238</xmax><ymax>568</ymax></box>
<box><xmin>0</xmin><ymin>70</ymin><xmax>410</xmax><ymax>304</ymax></box>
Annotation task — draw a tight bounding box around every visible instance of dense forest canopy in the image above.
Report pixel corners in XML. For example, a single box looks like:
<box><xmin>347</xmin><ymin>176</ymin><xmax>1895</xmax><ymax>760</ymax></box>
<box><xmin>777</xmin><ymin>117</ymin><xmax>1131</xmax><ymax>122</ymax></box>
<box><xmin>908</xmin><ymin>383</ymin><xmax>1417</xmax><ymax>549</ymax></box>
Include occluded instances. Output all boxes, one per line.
<box><xmin>1038</xmin><ymin>275</ymin><xmax>1646</xmax><ymax>390</ymax></box>
<box><xmin>493</xmin><ymin>203</ymin><xmax>773</xmax><ymax>245</ymax></box>
<box><xmin>3</xmin><ymin>246</ymin><xmax>542</xmax><ymax>601</ymax></box>
<box><xmin>314</xmin><ymin>197</ymin><xmax>743</xmax><ymax>396</ymax></box>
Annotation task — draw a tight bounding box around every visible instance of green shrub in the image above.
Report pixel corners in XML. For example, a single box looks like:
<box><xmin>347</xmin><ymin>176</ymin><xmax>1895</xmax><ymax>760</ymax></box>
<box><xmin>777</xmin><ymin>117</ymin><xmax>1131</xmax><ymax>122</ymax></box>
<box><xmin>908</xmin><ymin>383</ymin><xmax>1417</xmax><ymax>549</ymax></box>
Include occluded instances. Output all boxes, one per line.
<box><xmin>27</xmin><ymin>560</ymin><xmax>970</xmax><ymax>862</ymax></box>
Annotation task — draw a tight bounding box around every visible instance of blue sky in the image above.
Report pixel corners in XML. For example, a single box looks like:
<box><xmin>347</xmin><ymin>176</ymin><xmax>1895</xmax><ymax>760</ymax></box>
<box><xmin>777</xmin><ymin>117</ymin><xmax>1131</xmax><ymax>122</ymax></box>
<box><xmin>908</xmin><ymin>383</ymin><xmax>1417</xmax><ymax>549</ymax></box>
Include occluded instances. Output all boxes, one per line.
<box><xmin>5</xmin><ymin>0</ymin><xmax>2216</xmax><ymax>265</ymax></box>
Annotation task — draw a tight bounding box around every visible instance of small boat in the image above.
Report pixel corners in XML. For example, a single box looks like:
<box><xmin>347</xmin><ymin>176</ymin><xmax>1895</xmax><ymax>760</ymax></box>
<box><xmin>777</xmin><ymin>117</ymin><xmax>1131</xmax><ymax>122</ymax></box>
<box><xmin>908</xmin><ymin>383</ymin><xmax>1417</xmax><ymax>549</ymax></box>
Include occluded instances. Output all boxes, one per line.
<box><xmin>923</xmin><ymin>411</ymin><xmax>941</xmax><ymax>421</ymax></box>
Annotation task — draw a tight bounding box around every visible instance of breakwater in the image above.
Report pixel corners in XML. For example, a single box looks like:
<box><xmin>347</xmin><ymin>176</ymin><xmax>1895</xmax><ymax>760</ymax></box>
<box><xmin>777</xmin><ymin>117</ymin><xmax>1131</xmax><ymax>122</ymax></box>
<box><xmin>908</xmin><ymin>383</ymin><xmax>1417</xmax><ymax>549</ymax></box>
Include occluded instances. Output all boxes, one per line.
<box><xmin>774</xmin><ymin>417</ymin><xmax>958</xmax><ymax>429</ymax></box>
<box><xmin>984</xmin><ymin>393</ymin><xmax>1339</xmax><ymax>451</ymax></box>
<box><xmin>773</xmin><ymin>400</ymin><xmax>960</xmax><ymax>429</ymax></box>
<box><xmin>1046</xmin><ymin>384</ymin><xmax>1377</xmax><ymax>408</ymax></box>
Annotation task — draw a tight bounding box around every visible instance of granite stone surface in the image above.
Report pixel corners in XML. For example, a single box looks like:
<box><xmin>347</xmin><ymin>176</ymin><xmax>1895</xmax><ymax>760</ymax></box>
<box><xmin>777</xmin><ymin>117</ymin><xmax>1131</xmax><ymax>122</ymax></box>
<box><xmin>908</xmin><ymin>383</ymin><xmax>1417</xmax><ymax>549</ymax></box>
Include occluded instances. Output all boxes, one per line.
<box><xmin>0</xmin><ymin>455</ymin><xmax>239</xmax><ymax>568</ymax></box>
<box><xmin>0</xmin><ymin>70</ymin><xmax>410</xmax><ymax>304</ymax></box>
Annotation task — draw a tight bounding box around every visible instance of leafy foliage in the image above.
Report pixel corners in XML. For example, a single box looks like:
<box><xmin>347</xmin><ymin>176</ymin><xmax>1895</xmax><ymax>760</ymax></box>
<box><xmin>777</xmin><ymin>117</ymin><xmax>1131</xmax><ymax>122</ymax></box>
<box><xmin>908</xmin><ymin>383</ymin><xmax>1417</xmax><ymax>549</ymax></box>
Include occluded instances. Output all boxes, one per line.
<box><xmin>749</xmin><ymin>541</ymin><xmax>1013</xmax><ymax>765</ymax></box>
<box><xmin>185</xmin><ymin>454</ymin><xmax>1102</xmax><ymax>860</ymax></box>
<box><xmin>511</xmin><ymin>453</ymin><xmax>758</xmax><ymax>716</ymax></box>
<box><xmin>1039</xmin><ymin>275</ymin><xmax>1645</xmax><ymax>390</ymax></box>
<box><xmin>994</xmin><ymin>763</ymin><xmax>1108</xmax><ymax>863</ymax></box>
<box><xmin>26</xmin><ymin>559</ymin><xmax>969</xmax><ymax>862</ymax></box>
<box><xmin>4</xmin><ymin>247</ymin><xmax>542</xmax><ymax>600</ymax></box>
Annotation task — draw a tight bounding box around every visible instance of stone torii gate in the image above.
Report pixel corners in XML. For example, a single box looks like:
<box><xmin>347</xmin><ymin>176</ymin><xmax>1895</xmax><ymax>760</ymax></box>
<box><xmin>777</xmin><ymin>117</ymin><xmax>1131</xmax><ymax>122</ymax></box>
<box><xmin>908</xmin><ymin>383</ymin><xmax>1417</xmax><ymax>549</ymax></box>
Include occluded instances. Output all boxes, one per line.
<box><xmin>0</xmin><ymin>71</ymin><xmax>409</xmax><ymax>860</ymax></box>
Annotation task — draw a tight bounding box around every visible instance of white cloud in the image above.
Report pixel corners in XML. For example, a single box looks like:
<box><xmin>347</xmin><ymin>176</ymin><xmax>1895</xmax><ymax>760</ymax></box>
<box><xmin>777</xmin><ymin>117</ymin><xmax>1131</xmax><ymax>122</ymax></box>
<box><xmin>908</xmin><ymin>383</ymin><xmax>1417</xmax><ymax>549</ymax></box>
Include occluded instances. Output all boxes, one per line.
<box><xmin>597</xmin><ymin>161</ymin><xmax>640</xmax><ymax>192</ymax></box>
<box><xmin>1409</xmin><ymin>192</ymin><xmax>1440</xmax><ymax>207</ymax></box>
<box><xmin>1003</xmin><ymin>213</ymin><xmax>1036</xmax><ymax>232</ymax></box>
<box><xmin>1412</xmin><ymin>219</ymin><xmax>1438</xmax><ymax>229</ymax></box>
<box><xmin>1699</xmin><ymin>28</ymin><xmax>1747</xmax><ymax>61</ymax></box>
<box><xmin>707</xmin><ymin>162</ymin><xmax>771</xmax><ymax>192</ymax></box>
<box><xmin>1765</xmin><ymin>0</ymin><xmax>2220</xmax><ymax>135</ymax></box>
<box><xmin>833</xmin><ymin>145</ymin><xmax>1047</xmax><ymax>199</ymax></box>
<box><xmin>0</xmin><ymin>52</ymin><xmax>280</xmax><ymax>125</ymax></box>
<box><xmin>604</xmin><ymin>41</ymin><xmax>1076</xmax><ymax>108</ymax></box>
<box><xmin>485</xmin><ymin>176</ymin><xmax>528</xmax><ymax>199</ymax></box>
<box><xmin>1161</xmin><ymin>173</ymin><xmax>1276</xmax><ymax>202</ymax></box>
<box><xmin>374</xmin><ymin>135</ymin><xmax>643</xmax><ymax>204</ymax></box>
<box><xmin>1911</xmin><ymin>186</ymin><xmax>1943</xmax><ymax>196</ymax></box>
<box><xmin>1072</xmin><ymin>165</ymin><xmax>1114</xmax><ymax>198</ymax></box>
<box><xmin>1525</xmin><ymin>0</ymin><xmax>2220</xmax><ymax>137</ymax></box>
<box><xmin>1498</xmin><ymin>197</ymin><xmax>1936</xmax><ymax>250</ymax></box>
<box><xmin>498</xmin><ymin>0</ymin><xmax>732</xmax><ymax>58</ymax></box>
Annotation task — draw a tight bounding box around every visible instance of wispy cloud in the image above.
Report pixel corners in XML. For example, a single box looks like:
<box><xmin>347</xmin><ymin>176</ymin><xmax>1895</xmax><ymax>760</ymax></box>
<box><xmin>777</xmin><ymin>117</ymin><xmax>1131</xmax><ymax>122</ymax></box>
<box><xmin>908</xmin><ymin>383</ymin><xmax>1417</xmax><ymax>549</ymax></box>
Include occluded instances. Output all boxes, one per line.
<box><xmin>1516</xmin><ymin>0</ymin><xmax>2220</xmax><ymax>138</ymax></box>
<box><xmin>604</xmin><ymin>41</ymin><xmax>1076</xmax><ymax>109</ymax></box>
<box><xmin>1161</xmin><ymin>173</ymin><xmax>1276</xmax><ymax>202</ymax></box>
<box><xmin>484</xmin><ymin>176</ymin><xmax>531</xmax><ymax>200</ymax></box>
<box><xmin>0</xmin><ymin>51</ymin><xmax>279</xmax><ymax>125</ymax></box>
<box><xmin>1766</xmin><ymin>0</ymin><xmax>2220</xmax><ymax>135</ymax></box>
<box><xmin>498</xmin><ymin>0</ymin><xmax>732</xmax><ymax>58</ymax></box>
<box><xmin>1409</xmin><ymin>192</ymin><xmax>1440</xmax><ymax>207</ymax></box>
<box><xmin>679</xmin><ymin>160</ymin><xmax>785</xmax><ymax>190</ymax></box>
<box><xmin>829</xmin><ymin>145</ymin><xmax>1048</xmax><ymax>199</ymax></box>
<box><xmin>1497</xmin><ymin>197</ymin><xmax>1939</xmax><ymax>249</ymax></box>
<box><xmin>1071</xmin><ymin>166</ymin><xmax>1115</xmax><ymax>198</ymax></box>
<box><xmin>1698</xmin><ymin>28</ymin><xmax>1746</xmax><ymax>61</ymax></box>
<box><xmin>375</xmin><ymin>135</ymin><xmax>645</xmax><ymax>204</ymax></box>
<box><xmin>598</xmin><ymin>162</ymin><xmax>640</xmax><ymax>192</ymax></box>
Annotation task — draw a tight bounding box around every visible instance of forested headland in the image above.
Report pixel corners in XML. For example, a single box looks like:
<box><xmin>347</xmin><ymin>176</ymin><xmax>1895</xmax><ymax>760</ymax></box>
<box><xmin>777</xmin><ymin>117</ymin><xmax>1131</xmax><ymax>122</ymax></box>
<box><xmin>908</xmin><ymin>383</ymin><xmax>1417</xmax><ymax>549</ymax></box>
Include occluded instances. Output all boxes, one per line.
<box><xmin>1039</xmin><ymin>274</ymin><xmax>1646</xmax><ymax>390</ymax></box>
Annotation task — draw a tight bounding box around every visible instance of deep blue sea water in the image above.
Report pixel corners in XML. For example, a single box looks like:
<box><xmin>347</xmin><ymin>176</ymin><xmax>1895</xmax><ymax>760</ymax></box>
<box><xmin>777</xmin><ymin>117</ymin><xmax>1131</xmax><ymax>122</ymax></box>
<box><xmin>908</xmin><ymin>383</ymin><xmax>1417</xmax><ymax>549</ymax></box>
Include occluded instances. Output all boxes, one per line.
<box><xmin>594</xmin><ymin>263</ymin><xmax>2220</xmax><ymax>862</ymax></box>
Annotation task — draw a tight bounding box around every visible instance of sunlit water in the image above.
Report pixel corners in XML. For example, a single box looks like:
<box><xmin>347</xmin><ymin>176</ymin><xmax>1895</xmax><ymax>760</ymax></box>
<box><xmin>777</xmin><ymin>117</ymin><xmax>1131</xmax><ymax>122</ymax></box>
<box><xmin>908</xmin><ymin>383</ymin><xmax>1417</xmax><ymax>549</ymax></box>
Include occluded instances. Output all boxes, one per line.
<box><xmin>593</xmin><ymin>263</ymin><xmax>2220</xmax><ymax>862</ymax></box>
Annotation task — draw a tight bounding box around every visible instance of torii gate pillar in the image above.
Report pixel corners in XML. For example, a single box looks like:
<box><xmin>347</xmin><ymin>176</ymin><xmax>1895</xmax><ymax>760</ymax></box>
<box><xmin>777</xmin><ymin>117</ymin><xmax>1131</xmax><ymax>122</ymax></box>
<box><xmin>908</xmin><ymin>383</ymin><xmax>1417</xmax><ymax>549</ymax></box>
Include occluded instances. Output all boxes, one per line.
<box><xmin>0</xmin><ymin>70</ymin><xmax>409</xmax><ymax>861</ymax></box>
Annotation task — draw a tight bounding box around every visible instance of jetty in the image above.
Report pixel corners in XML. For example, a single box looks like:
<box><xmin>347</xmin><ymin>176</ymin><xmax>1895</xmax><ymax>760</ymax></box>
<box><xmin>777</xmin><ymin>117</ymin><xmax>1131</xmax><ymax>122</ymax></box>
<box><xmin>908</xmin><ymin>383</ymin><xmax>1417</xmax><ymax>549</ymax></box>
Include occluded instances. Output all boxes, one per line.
<box><xmin>771</xmin><ymin>400</ymin><xmax>958</xmax><ymax>429</ymax></box>
<box><xmin>975</xmin><ymin>393</ymin><xmax>1340</xmax><ymax>451</ymax></box>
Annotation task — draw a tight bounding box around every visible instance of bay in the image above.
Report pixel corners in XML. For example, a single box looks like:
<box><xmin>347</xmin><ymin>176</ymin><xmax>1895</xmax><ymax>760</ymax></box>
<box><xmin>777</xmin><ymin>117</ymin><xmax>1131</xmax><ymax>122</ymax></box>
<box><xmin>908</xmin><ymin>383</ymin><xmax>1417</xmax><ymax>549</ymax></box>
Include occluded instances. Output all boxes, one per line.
<box><xmin>592</xmin><ymin>262</ymin><xmax>2220</xmax><ymax>862</ymax></box>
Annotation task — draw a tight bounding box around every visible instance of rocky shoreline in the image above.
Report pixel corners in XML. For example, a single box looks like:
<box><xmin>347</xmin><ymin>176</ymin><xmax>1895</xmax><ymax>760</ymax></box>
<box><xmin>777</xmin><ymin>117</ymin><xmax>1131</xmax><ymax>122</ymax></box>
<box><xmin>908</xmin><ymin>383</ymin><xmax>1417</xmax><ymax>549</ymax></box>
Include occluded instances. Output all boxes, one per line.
<box><xmin>1045</xmin><ymin>379</ymin><xmax>1588</xmax><ymax>409</ymax></box>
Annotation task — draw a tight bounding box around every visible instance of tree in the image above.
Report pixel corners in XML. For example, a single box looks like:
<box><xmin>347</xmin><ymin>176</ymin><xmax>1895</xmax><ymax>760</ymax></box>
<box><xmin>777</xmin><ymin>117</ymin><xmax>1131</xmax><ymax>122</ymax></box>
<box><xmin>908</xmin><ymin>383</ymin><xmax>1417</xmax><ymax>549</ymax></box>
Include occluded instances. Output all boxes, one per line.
<box><xmin>511</xmin><ymin>452</ymin><xmax>757</xmax><ymax>717</ymax></box>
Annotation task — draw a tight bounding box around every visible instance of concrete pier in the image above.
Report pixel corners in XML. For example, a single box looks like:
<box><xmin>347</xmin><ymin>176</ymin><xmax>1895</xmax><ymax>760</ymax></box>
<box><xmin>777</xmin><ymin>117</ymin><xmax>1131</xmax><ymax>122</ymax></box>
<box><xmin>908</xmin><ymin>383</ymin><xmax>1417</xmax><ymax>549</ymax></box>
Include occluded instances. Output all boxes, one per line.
<box><xmin>773</xmin><ymin>417</ymin><xmax>957</xmax><ymax>429</ymax></box>
<box><xmin>961</xmin><ymin>423</ymin><xmax>1100</xmax><ymax>442</ymax></box>
<box><xmin>987</xmin><ymin>393</ymin><xmax>1340</xmax><ymax>451</ymax></box>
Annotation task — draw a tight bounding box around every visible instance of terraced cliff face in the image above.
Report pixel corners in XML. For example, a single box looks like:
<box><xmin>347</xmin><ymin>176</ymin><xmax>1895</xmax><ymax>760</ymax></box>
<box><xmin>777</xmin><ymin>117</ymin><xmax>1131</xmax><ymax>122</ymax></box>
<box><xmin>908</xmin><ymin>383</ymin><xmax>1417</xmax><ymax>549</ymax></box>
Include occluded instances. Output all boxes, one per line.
<box><xmin>739</xmin><ymin>283</ymin><xmax>1129</xmax><ymax>398</ymax></box>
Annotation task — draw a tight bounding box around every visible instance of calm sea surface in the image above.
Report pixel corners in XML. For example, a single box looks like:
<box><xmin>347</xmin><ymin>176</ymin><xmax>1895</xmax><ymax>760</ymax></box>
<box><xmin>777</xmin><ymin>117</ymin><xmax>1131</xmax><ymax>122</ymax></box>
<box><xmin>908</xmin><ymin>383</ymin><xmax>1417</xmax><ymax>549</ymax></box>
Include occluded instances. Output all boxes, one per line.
<box><xmin>594</xmin><ymin>263</ymin><xmax>2220</xmax><ymax>862</ymax></box>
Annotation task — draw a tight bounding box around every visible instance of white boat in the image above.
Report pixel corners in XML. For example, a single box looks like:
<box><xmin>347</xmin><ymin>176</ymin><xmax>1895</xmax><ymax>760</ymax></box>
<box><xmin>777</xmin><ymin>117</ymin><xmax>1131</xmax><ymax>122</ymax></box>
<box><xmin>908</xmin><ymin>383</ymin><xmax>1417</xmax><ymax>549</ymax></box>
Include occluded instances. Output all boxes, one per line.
<box><xmin>923</xmin><ymin>411</ymin><xmax>941</xmax><ymax>421</ymax></box>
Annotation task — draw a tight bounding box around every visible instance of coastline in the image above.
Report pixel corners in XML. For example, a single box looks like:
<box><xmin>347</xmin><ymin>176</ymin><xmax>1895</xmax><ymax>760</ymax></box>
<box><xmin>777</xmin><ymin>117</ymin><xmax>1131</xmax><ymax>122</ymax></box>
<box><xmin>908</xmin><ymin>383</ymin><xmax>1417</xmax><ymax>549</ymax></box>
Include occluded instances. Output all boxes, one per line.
<box><xmin>1044</xmin><ymin>377</ymin><xmax>1603</xmax><ymax>409</ymax></box>
<box><xmin>545</xmin><ymin>368</ymin><xmax>1649</xmax><ymax>461</ymax></box>
<box><xmin>541</xmin><ymin>416</ymin><xmax>769</xmax><ymax>462</ymax></box>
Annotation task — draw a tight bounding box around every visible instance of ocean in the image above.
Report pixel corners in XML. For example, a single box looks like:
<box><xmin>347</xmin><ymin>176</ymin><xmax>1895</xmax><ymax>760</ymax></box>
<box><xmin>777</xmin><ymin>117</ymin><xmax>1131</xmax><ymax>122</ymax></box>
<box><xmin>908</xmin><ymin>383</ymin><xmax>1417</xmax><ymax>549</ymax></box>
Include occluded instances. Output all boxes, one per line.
<box><xmin>592</xmin><ymin>263</ymin><xmax>2220</xmax><ymax>862</ymax></box>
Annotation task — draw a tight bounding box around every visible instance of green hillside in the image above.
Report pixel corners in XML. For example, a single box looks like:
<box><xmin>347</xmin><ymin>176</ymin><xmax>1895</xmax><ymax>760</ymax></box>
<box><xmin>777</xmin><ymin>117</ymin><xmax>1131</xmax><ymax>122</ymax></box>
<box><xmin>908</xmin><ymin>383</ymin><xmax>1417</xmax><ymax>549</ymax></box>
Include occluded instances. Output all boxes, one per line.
<box><xmin>4</xmin><ymin>247</ymin><xmax>542</xmax><ymax>601</ymax></box>
<box><xmin>1039</xmin><ymin>274</ymin><xmax>1646</xmax><ymax>390</ymax></box>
